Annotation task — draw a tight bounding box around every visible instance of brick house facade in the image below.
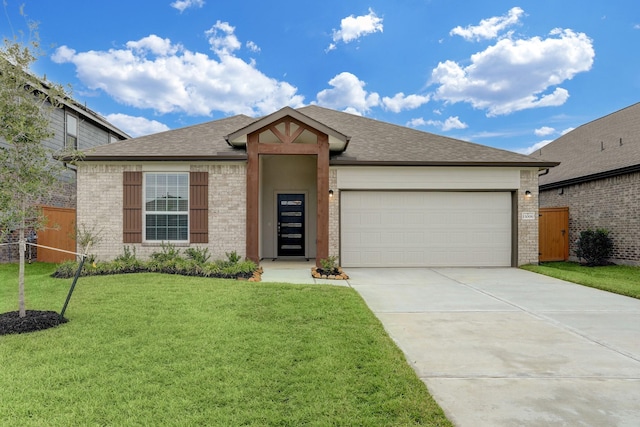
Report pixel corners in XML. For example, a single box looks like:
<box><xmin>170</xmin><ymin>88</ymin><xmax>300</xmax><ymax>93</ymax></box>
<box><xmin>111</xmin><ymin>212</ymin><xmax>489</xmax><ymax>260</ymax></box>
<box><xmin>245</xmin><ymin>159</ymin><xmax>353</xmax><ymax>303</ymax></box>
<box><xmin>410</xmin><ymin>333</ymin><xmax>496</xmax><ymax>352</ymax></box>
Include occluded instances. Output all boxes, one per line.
<box><xmin>534</xmin><ymin>103</ymin><xmax>640</xmax><ymax>265</ymax></box>
<box><xmin>72</xmin><ymin>106</ymin><xmax>555</xmax><ymax>268</ymax></box>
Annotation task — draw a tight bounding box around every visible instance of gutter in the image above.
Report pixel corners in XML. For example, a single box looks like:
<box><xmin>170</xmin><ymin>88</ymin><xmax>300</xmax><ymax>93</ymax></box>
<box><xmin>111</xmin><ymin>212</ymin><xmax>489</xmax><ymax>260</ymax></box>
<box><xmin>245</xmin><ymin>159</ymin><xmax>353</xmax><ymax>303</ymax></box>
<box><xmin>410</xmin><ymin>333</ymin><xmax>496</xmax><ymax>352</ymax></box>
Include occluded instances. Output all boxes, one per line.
<box><xmin>329</xmin><ymin>159</ymin><xmax>560</xmax><ymax>168</ymax></box>
<box><xmin>56</xmin><ymin>154</ymin><xmax>249</xmax><ymax>162</ymax></box>
<box><xmin>540</xmin><ymin>164</ymin><xmax>640</xmax><ymax>191</ymax></box>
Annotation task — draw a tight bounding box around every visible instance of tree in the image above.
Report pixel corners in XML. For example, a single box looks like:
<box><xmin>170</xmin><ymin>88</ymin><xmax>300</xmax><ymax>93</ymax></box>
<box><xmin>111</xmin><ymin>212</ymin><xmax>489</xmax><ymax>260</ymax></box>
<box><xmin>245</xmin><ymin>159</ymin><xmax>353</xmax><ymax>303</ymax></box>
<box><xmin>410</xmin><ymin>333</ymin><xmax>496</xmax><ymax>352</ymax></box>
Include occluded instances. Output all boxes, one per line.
<box><xmin>0</xmin><ymin>25</ymin><xmax>74</xmax><ymax>317</ymax></box>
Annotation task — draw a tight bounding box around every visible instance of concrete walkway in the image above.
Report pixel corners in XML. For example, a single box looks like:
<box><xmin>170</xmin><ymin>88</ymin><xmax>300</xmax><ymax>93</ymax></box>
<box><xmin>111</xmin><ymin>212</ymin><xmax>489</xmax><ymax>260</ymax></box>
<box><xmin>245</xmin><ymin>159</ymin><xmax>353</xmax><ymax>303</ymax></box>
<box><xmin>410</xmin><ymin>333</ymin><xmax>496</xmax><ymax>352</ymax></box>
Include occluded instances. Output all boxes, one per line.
<box><xmin>258</xmin><ymin>262</ymin><xmax>640</xmax><ymax>426</ymax></box>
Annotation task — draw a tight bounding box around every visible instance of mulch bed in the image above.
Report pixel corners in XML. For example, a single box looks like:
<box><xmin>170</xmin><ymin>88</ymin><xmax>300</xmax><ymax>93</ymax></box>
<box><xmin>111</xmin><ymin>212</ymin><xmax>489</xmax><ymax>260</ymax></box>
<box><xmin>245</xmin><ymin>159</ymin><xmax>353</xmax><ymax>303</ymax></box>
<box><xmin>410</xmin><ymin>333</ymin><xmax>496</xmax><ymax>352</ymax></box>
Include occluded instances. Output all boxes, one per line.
<box><xmin>0</xmin><ymin>310</ymin><xmax>67</xmax><ymax>336</ymax></box>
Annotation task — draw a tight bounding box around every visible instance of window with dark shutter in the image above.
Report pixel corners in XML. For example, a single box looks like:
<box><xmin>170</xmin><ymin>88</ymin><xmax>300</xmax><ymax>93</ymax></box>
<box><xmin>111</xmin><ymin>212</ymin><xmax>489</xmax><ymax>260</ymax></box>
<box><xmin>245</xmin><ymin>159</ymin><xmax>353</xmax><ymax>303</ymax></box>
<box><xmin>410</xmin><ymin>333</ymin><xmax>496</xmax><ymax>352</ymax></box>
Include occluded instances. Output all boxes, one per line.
<box><xmin>123</xmin><ymin>171</ymin><xmax>209</xmax><ymax>244</ymax></box>
<box><xmin>190</xmin><ymin>172</ymin><xmax>208</xmax><ymax>243</ymax></box>
<box><xmin>123</xmin><ymin>171</ymin><xmax>143</xmax><ymax>243</ymax></box>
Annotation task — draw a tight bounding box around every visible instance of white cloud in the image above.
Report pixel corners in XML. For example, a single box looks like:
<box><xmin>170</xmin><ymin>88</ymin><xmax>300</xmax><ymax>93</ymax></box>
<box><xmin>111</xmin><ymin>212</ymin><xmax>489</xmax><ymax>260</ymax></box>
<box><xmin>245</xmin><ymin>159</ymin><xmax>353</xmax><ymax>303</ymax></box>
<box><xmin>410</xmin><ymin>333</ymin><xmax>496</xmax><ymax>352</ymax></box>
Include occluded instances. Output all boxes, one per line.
<box><xmin>534</xmin><ymin>126</ymin><xmax>555</xmax><ymax>137</ymax></box>
<box><xmin>431</xmin><ymin>28</ymin><xmax>594</xmax><ymax>116</ymax></box>
<box><xmin>105</xmin><ymin>113</ymin><xmax>170</xmax><ymax>137</ymax></box>
<box><xmin>170</xmin><ymin>0</ymin><xmax>204</xmax><ymax>13</ymax></box>
<box><xmin>429</xmin><ymin>116</ymin><xmax>468</xmax><ymax>131</ymax></box>
<box><xmin>51</xmin><ymin>24</ymin><xmax>304</xmax><ymax>118</ymax></box>
<box><xmin>382</xmin><ymin>92</ymin><xmax>430</xmax><ymax>113</ymax></box>
<box><xmin>206</xmin><ymin>21</ymin><xmax>242</xmax><ymax>56</ymax></box>
<box><xmin>127</xmin><ymin>35</ymin><xmax>181</xmax><ymax>56</ymax></box>
<box><xmin>315</xmin><ymin>72</ymin><xmax>380</xmax><ymax>115</ymax></box>
<box><xmin>635</xmin><ymin>24</ymin><xmax>640</xmax><ymax>30</ymax></box>
<box><xmin>516</xmin><ymin>139</ymin><xmax>552</xmax><ymax>155</ymax></box>
<box><xmin>246</xmin><ymin>41</ymin><xmax>260</xmax><ymax>53</ymax></box>
<box><xmin>329</xmin><ymin>8</ymin><xmax>383</xmax><ymax>49</ymax></box>
<box><xmin>407</xmin><ymin>116</ymin><xmax>467</xmax><ymax>131</ymax></box>
<box><xmin>561</xmin><ymin>127</ymin><xmax>574</xmax><ymax>135</ymax></box>
<box><xmin>406</xmin><ymin>117</ymin><xmax>427</xmax><ymax>127</ymax></box>
<box><xmin>450</xmin><ymin>7</ymin><xmax>524</xmax><ymax>41</ymax></box>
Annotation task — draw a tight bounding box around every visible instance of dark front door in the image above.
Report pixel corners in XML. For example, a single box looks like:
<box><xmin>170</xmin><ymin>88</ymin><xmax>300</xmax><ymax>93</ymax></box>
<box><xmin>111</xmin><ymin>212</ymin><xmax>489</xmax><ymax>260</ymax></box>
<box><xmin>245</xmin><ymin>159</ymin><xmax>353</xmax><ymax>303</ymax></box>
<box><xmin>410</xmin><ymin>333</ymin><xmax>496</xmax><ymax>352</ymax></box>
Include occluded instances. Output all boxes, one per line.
<box><xmin>277</xmin><ymin>194</ymin><xmax>305</xmax><ymax>257</ymax></box>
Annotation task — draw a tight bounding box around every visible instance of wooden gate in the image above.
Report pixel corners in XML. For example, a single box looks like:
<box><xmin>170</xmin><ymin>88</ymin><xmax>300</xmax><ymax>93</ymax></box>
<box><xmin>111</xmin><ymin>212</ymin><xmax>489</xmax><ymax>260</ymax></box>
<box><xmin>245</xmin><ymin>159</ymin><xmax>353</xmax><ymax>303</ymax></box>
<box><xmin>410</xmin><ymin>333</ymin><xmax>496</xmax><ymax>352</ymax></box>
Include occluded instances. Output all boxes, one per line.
<box><xmin>539</xmin><ymin>207</ymin><xmax>569</xmax><ymax>262</ymax></box>
<box><xmin>38</xmin><ymin>206</ymin><xmax>76</xmax><ymax>263</ymax></box>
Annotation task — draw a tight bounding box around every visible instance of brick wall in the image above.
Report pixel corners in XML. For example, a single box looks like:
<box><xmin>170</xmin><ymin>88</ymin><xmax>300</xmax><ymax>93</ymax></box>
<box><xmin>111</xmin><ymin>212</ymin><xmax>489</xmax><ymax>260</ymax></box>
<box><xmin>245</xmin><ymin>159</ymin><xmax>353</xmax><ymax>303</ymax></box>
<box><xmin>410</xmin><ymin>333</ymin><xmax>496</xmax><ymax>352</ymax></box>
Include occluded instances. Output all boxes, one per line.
<box><xmin>518</xmin><ymin>169</ymin><xmax>540</xmax><ymax>266</ymax></box>
<box><xmin>540</xmin><ymin>171</ymin><xmax>640</xmax><ymax>265</ymax></box>
<box><xmin>77</xmin><ymin>162</ymin><xmax>247</xmax><ymax>262</ymax></box>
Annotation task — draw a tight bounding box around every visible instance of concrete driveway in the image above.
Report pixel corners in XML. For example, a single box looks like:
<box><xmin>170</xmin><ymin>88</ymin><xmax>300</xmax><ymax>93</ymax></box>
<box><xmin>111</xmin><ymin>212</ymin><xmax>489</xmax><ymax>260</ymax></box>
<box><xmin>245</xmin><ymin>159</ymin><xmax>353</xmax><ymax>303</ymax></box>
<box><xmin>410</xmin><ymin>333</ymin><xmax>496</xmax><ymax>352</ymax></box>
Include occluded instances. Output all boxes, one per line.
<box><xmin>348</xmin><ymin>268</ymin><xmax>640</xmax><ymax>427</ymax></box>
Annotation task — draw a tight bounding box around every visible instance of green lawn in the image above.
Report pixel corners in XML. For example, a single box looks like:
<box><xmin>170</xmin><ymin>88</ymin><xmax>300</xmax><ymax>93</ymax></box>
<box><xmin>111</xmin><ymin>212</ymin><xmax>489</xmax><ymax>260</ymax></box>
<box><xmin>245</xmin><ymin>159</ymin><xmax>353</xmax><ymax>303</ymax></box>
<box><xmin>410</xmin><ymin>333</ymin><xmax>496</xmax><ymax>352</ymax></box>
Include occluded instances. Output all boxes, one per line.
<box><xmin>0</xmin><ymin>263</ymin><xmax>451</xmax><ymax>426</ymax></box>
<box><xmin>522</xmin><ymin>261</ymin><xmax>640</xmax><ymax>299</ymax></box>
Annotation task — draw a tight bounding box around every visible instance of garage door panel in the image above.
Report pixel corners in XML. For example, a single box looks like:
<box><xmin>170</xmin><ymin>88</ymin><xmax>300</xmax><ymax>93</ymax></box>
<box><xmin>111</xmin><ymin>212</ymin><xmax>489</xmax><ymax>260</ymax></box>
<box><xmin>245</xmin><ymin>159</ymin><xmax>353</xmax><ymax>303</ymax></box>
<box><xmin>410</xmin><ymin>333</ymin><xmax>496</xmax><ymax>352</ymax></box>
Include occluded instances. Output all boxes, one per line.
<box><xmin>341</xmin><ymin>191</ymin><xmax>512</xmax><ymax>267</ymax></box>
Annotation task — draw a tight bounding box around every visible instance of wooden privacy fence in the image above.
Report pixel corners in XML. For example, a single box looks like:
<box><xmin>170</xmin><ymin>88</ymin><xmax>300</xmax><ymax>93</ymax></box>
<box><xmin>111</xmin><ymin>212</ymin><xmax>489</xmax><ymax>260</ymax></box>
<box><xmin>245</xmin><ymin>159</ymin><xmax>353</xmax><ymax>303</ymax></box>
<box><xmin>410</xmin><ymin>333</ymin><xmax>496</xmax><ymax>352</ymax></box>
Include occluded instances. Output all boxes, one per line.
<box><xmin>539</xmin><ymin>207</ymin><xmax>569</xmax><ymax>262</ymax></box>
<box><xmin>38</xmin><ymin>206</ymin><xmax>76</xmax><ymax>263</ymax></box>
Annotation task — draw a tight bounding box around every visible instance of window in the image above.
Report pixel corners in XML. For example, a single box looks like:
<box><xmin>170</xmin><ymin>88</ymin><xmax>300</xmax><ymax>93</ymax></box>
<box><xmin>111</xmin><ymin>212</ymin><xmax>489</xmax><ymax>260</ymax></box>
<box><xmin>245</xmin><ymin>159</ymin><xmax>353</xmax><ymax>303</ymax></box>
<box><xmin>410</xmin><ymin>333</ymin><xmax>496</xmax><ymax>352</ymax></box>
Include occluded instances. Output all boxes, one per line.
<box><xmin>144</xmin><ymin>173</ymin><xmax>189</xmax><ymax>242</ymax></box>
<box><xmin>65</xmin><ymin>113</ymin><xmax>78</xmax><ymax>150</ymax></box>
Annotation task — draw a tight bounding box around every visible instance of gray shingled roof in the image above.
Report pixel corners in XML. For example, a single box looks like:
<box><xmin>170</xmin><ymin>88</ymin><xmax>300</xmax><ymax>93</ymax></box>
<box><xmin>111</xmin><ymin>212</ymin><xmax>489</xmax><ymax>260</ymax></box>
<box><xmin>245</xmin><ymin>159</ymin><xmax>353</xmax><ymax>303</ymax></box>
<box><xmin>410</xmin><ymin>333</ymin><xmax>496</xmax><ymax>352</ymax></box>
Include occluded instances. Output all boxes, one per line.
<box><xmin>80</xmin><ymin>114</ymin><xmax>254</xmax><ymax>160</ymax></box>
<box><xmin>533</xmin><ymin>102</ymin><xmax>640</xmax><ymax>188</ymax></box>
<box><xmin>79</xmin><ymin>105</ymin><xmax>556</xmax><ymax>167</ymax></box>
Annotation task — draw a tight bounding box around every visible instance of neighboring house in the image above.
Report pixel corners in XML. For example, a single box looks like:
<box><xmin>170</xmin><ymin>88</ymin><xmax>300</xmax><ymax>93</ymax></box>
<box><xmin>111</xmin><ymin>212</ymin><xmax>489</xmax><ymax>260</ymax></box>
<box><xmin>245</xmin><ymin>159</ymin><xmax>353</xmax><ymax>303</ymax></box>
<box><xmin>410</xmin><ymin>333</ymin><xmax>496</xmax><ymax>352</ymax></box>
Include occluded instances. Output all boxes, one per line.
<box><xmin>73</xmin><ymin>106</ymin><xmax>556</xmax><ymax>268</ymax></box>
<box><xmin>534</xmin><ymin>102</ymin><xmax>640</xmax><ymax>265</ymax></box>
<box><xmin>0</xmin><ymin>90</ymin><xmax>130</xmax><ymax>262</ymax></box>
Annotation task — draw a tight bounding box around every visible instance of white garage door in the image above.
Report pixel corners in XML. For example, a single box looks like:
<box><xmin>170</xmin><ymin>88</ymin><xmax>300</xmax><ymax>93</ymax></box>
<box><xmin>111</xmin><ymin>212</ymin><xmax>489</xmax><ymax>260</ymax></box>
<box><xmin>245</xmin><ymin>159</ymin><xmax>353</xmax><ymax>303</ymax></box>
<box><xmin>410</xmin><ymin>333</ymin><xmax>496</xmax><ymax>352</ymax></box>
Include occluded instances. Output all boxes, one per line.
<box><xmin>341</xmin><ymin>191</ymin><xmax>512</xmax><ymax>267</ymax></box>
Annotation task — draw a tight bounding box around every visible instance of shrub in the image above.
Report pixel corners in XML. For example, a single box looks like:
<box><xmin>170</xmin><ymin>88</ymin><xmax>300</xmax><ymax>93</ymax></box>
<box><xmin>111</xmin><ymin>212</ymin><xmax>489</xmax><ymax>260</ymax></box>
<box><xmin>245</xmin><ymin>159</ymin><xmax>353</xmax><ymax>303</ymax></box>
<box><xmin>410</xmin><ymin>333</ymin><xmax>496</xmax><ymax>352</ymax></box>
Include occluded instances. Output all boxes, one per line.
<box><xmin>114</xmin><ymin>246</ymin><xmax>137</xmax><ymax>263</ymax></box>
<box><xmin>317</xmin><ymin>256</ymin><xmax>340</xmax><ymax>275</ymax></box>
<box><xmin>51</xmin><ymin>248</ymin><xmax>258</xmax><ymax>280</ymax></box>
<box><xmin>575</xmin><ymin>229</ymin><xmax>614</xmax><ymax>266</ymax></box>
<box><xmin>150</xmin><ymin>242</ymin><xmax>181</xmax><ymax>263</ymax></box>
<box><xmin>185</xmin><ymin>247</ymin><xmax>211</xmax><ymax>265</ymax></box>
<box><xmin>225</xmin><ymin>251</ymin><xmax>241</xmax><ymax>265</ymax></box>
<box><xmin>51</xmin><ymin>260</ymin><xmax>78</xmax><ymax>278</ymax></box>
<box><xmin>319</xmin><ymin>256</ymin><xmax>338</xmax><ymax>272</ymax></box>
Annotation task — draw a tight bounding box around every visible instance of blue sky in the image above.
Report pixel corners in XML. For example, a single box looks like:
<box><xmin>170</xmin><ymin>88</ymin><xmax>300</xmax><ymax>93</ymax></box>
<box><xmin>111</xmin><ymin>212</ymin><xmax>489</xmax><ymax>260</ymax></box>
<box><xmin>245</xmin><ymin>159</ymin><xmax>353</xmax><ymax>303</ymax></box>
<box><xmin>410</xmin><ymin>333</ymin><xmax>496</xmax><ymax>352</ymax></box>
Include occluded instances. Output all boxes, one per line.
<box><xmin>2</xmin><ymin>1</ymin><xmax>639</xmax><ymax>154</ymax></box>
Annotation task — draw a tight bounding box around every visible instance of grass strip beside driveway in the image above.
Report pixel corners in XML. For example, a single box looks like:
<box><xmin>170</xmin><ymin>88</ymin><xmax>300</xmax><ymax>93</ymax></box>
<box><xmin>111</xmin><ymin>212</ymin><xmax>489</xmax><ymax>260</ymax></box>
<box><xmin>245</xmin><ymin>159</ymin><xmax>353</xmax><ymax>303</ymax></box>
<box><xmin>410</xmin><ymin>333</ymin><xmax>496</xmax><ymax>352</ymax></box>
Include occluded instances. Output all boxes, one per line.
<box><xmin>522</xmin><ymin>261</ymin><xmax>640</xmax><ymax>299</ymax></box>
<box><xmin>0</xmin><ymin>263</ymin><xmax>451</xmax><ymax>426</ymax></box>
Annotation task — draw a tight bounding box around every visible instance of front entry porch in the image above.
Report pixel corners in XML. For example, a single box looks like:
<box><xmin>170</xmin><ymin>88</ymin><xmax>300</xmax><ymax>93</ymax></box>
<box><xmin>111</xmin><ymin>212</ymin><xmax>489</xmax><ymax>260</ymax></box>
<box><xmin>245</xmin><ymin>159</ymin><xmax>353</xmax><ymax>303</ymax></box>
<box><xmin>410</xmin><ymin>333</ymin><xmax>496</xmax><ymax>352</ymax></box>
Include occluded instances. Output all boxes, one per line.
<box><xmin>240</xmin><ymin>111</ymin><xmax>336</xmax><ymax>267</ymax></box>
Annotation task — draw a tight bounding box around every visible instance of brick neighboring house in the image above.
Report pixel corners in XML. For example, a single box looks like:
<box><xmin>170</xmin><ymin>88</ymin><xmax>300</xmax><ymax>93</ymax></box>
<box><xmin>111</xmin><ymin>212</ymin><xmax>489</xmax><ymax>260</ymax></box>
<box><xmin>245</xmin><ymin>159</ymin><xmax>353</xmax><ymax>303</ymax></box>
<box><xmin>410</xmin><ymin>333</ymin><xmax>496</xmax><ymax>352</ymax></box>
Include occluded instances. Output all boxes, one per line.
<box><xmin>0</xmin><ymin>90</ymin><xmax>130</xmax><ymax>262</ymax></box>
<box><xmin>534</xmin><ymin>102</ymin><xmax>640</xmax><ymax>265</ymax></box>
<box><xmin>72</xmin><ymin>105</ymin><xmax>557</xmax><ymax>268</ymax></box>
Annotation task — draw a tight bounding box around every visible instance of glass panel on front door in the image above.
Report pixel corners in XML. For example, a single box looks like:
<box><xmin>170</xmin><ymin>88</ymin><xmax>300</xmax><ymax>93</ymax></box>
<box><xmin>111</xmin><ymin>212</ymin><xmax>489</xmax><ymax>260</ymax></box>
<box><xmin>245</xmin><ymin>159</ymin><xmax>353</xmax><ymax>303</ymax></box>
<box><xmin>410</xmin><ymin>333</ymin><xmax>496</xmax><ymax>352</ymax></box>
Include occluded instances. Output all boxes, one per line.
<box><xmin>277</xmin><ymin>194</ymin><xmax>305</xmax><ymax>256</ymax></box>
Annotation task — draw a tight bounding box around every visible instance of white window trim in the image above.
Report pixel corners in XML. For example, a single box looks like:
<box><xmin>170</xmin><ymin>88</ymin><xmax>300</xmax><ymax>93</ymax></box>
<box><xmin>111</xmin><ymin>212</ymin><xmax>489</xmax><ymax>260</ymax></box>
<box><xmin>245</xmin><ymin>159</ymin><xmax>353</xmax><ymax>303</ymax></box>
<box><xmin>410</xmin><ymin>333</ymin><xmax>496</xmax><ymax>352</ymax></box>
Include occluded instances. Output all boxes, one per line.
<box><xmin>143</xmin><ymin>172</ymin><xmax>190</xmax><ymax>244</ymax></box>
<box><xmin>65</xmin><ymin>112</ymin><xmax>78</xmax><ymax>150</ymax></box>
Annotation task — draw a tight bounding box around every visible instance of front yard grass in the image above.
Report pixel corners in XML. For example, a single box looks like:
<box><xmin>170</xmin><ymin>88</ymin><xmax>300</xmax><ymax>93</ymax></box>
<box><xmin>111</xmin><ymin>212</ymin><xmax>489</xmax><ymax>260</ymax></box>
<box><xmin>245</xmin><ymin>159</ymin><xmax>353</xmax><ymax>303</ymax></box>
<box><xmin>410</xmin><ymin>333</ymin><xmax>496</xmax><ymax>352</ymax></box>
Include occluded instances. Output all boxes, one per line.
<box><xmin>0</xmin><ymin>263</ymin><xmax>451</xmax><ymax>426</ymax></box>
<box><xmin>522</xmin><ymin>261</ymin><xmax>640</xmax><ymax>299</ymax></box>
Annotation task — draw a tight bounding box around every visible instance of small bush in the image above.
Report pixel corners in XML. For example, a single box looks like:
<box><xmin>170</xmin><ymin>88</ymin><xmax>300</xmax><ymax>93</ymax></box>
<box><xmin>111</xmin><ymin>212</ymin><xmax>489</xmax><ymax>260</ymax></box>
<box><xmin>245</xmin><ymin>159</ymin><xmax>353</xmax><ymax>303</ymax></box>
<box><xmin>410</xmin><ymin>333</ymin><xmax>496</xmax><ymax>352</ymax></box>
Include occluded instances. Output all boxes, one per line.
<box><xmin>319</xmin><ymin>256</ymin><xmax>338</xmax><ymax>271</ymax></box>
<box><xmin>185</xmin><ymin>247</ymin><xmax>211</xmax><ymax>265</ymax></box>
<box><xmin>225</xmin><ymin>251</ymin><xmax>241</xmax><ymax>265</ymax></box>
<box><xmin>150</xmin><ymin>242</ymin><xmax>181</xmax><ymax>263</ymax></box>
<box><xmin>51</xmin><ymin>260</ymin><xmax>78</xmax><ymax>278</ymax></box>
<box><xmin>114</xmin><ymin>246</ymin><xmax>137</xmax><ymax>263</ymax></box>
<box><xmin>575</xmin><ymin>228</ymin><xmax>614</xmax><ymax>266</ymax></box>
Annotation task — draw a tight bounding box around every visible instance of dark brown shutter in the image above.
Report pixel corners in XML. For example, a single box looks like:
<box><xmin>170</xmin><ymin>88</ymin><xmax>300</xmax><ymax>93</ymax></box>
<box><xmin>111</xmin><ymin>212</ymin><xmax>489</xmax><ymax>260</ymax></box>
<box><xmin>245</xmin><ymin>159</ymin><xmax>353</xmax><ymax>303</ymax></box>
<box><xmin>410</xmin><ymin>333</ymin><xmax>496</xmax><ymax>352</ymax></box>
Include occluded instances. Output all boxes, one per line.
<box><xmin>123</xmin><ymin>171</ymin><xmax>142</xmax><ymax>243</ymax></box>
<box><xmin>190</xmin><ymin>172</ymin><xmax>208</xmax><ymax>243</ymax></box>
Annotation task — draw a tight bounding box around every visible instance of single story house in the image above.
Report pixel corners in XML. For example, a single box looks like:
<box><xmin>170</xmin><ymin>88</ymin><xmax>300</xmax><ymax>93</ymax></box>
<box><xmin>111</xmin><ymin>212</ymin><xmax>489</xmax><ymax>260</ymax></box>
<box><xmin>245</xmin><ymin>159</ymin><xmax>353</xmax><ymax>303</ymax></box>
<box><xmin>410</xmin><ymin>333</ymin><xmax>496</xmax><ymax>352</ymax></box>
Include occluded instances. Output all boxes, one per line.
<box><xmin>534</xmin><ymin>102</ymin><xmax>640</xmax><ymax>265</ymax></box>
<box><xmin>74</xmin><ymin>105</ymin><xmax>556</xmax><ymax>268</ymax></box>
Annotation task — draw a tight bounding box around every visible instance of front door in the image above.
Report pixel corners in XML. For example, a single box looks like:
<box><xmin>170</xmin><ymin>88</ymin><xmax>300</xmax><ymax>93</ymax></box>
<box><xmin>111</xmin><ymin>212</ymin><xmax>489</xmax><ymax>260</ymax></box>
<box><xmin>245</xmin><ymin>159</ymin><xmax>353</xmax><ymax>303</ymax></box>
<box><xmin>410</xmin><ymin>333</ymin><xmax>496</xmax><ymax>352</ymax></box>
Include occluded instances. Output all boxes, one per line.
<box><xmin>277</xmin><ymin>193</ymin><xmax>305</xmax><ymax>257</ymax></box>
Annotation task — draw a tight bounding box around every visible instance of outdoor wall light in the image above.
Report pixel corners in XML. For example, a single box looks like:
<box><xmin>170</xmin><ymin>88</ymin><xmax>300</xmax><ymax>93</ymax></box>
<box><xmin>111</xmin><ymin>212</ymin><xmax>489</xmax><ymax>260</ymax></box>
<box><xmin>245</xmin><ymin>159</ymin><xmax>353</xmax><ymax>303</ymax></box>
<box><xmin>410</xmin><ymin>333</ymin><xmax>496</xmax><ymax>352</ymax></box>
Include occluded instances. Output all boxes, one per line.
<box><xmin>525</xmin><ymin>190</ymin><xmax>532</xmax><ymax>198</ymax></box>
<box><xmin>329</xmin><ymin>189</ymin><xmax>334</xmax><ymax>198</ymax></box>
